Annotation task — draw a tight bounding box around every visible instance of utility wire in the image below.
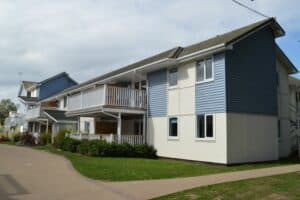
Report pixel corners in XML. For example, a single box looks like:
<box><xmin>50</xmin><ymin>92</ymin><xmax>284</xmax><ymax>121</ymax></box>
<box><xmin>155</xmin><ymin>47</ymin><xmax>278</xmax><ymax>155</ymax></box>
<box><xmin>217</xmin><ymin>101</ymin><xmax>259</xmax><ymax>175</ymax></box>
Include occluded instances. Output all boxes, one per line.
<box><xmin>232</xmin><ymin>0</ymin><xmax>270</xmax><ymax>18</ymax></box>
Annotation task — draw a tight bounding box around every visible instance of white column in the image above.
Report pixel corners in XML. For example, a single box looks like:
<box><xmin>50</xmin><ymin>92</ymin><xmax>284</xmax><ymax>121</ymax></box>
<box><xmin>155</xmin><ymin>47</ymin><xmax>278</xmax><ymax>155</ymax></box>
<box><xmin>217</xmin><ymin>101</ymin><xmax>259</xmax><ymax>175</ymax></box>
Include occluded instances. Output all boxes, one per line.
<box><xmin>143</xmin><ymin>114</ymin><xmax>146</xmax><ymax>144</ymax></box>
<box><xmin>117</xmin><ymin>113</ymin><xmax>122</xmax><ymax>144</ymax></box>
<box><xmin>77</xmin><ymin>117</ymin><xmax>80</xmax><ymax>134</ymax></box>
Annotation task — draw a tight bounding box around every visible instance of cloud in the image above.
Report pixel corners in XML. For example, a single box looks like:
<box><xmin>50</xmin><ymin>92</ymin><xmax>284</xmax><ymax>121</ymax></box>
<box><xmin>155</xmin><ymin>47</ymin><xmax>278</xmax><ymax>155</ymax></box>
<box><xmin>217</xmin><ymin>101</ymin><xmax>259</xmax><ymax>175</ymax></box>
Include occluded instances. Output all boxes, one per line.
<box><xmin>0</xmin><ymin>0</ymin><xmax>299</xmax><ymax>103</ymax></box>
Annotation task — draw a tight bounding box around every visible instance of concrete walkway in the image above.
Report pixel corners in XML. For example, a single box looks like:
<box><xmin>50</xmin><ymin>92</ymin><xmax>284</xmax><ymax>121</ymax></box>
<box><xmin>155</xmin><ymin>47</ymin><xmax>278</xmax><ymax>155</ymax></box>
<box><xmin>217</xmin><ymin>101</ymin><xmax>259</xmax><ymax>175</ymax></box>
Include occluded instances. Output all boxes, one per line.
<box><xmin>1</xmin><ymin>144</ymin><xmax>300</xmax><ymax>200</ymax></box>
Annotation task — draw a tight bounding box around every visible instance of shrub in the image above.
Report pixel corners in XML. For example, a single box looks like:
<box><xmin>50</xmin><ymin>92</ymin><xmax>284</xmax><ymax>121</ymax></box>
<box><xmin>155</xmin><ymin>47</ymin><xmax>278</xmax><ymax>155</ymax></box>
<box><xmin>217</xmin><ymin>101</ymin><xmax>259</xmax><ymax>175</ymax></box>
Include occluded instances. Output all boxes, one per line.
<box><xmin>53</xmin><ymin>129</ymin><xmax>71</xmax><ymax>148</ymax></box>
<box><xmin>61</xmin><ymin>138</ymin><xmax>81</xmax><ymax>152</ymax></box>
<box><xmin>13</xmin><ymin>133</ymin><xmax>21</xmax><ymax>142</ymax></box>
<box><xmin>78</xmin><ymin>139</ymin><xmax>89</xmax><ymax>155</ymax></box>
<box><xmin>134</xmin><ymin>144</ymin><xmax>157</xmax><ymax>158</ymax></box>
<box><xmin>0</xmin><ymin>134</ymin><xmax>9</xmax><ymax>142</ymax></box>
<box><xmin>39</xmin><ymin>132</ymin><xmax>51</xmax><ymax>145</ymax></box>
<box><xmin>21</xmin><ymin>133</ymin><xmax>36</xmax><ymax>146</ymax></box>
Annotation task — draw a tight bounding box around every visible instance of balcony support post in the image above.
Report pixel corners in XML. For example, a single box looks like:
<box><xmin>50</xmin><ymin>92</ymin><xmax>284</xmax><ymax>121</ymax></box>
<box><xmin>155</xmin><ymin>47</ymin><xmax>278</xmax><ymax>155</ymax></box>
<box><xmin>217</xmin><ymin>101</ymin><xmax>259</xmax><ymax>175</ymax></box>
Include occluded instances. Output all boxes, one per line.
<box><xmin>117</xmin><ymin>113</ymin><xmax>121</xmax><ymax>144</ymax></box>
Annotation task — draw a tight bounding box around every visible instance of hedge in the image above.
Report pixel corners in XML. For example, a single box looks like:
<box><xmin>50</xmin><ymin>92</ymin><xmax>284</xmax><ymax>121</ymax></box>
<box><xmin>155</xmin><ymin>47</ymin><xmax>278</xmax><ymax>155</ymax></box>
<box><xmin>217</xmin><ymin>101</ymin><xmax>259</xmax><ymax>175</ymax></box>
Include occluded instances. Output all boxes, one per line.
<box><xmin>61</xmin><ymin>137</ymin><xmax>157</xmax><ymax>158</ymax></box>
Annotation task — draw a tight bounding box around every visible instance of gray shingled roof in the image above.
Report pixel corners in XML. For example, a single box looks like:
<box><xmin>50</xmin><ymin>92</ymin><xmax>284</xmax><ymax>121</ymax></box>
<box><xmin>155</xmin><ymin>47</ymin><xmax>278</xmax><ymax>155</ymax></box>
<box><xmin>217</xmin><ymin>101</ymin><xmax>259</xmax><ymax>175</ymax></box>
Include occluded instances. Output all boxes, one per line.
<box><xmin>47</xmin><ymin>18</ymin><xmax>285</xmax><ymax>96</ymax></box>
<box><xmin>44</xmin><ymin>109</ymin><xmax>77</xmax><ymax>122</ymax></box>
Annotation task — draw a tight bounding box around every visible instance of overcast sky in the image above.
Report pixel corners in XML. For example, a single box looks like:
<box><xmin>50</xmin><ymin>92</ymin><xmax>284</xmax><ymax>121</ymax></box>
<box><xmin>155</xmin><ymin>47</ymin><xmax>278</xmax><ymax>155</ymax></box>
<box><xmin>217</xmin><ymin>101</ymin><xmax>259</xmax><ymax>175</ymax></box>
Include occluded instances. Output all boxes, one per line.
<box><xmin>0</xmin><ymin>0</ymin><xmax>299</xmax><ymax>103</ymax></box>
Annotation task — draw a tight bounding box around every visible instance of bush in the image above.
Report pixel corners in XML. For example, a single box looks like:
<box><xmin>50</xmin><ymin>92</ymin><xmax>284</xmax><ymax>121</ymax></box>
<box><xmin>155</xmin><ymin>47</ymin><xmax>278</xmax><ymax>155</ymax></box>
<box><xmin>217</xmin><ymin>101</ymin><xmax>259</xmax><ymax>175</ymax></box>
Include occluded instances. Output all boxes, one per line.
<box><xmin>54</xmin><ymin>135</ymin><xmax>157</xmax><ymax>159</ymax></box>
<box><xmin>39</xmin><ymin>132</ymin><xmax>51</xmax><ymax>145</ymax></box>
<box><xmin>12</xmin><ymin>133</ymin><xmax>21</xmax><ymax>143</ymax></box>
<box><xmin>21</xmin><ymin>133</ymin><xmax>36</xmax><ymax>146</ymax></box>
<box><xmin>78</xmin><ymin>139</ymin><xmax>89</xmax><ymax>155</ymax></box>
<box><xmin>61</xmin><ymin>137</ymin><xmax>81</xmax><ymax>152</ymax></box>
<box><xmin>0</xmin><ymin>134</ymin><xmax>9</xmax><ymax>142</ymax></box>
<box><xmin>53</xmin><ymin>129</ymin><xmax>71</xmax><ymax>148</ymax></box>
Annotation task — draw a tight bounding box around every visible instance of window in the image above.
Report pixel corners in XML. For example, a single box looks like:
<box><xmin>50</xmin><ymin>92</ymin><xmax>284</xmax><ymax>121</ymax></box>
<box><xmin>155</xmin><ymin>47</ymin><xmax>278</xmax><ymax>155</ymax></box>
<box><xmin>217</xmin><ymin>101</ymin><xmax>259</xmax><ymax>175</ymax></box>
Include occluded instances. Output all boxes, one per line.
<box><xmin>63</xmin><ymin>96</ymin><xmax>67</xmax><ymax>108</ymax></box>
<box><xmin>84</xmin><ymin>121</ymin><xmax>90</xmax><ymax>134</ymax></box>
<box><xmin>196</xmin><ymin>57</ymin><xmax>213</xmax><ymax>82</ymax></box>
<box><xmin>168</xmin><ymin>68</ymin><xmax>178</xmax><ymax>87</ymax></box>
<box><xmin>169</xmin><ymin>117</ymin><xmax>178</xmax><ymax>137</ymax></box>
<box><xmin>197</xmin><ymin>114</ymin><xmax>214</xmax><ymax>139</ymax></box>
<box><xmin>27</xmin><ymin>91</ymin><xmax>31</xmax><ymax>97</ymax></box>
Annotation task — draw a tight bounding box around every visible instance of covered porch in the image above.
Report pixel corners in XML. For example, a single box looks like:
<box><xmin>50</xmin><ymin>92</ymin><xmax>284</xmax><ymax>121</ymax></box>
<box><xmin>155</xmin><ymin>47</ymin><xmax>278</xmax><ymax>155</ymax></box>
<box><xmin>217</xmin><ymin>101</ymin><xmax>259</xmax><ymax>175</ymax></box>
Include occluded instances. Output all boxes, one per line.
<box><xmin>69</xmin><ymin>108</ymin><xmax>147</xmax><ymax>145</ymax></box>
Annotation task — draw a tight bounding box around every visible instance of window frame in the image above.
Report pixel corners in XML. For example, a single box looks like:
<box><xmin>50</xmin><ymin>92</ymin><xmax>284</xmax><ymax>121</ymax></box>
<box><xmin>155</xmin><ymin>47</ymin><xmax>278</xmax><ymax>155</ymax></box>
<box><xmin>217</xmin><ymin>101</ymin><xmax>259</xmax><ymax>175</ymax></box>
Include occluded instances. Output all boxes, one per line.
<box><xmin>168</xmin><ymin>117</ymin><xmax>179</xmax><ymax>140</ymax></box>
<box><xmin>168</xmin><ymin>67</ymin><xmax>178</xmax><ymax>88</ymax></box>
<box><xmin>195</xmin><ymin>113</ymin><xmax>216</xmax><ymax>141</ymax></box>
<box><xmin>196</xmin><ymin>56</ymin><xmax>214</xmax><ymax>84</ymax></box>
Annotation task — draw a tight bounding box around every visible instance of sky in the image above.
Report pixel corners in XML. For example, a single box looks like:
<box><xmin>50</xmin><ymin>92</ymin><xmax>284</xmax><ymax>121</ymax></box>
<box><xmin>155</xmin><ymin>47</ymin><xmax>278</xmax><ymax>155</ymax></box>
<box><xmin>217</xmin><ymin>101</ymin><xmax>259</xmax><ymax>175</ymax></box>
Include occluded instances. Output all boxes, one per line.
<box><xmin>0</xmin><ymin>0</ymin><xmax>299</xmax><ymax>103</ymax></box>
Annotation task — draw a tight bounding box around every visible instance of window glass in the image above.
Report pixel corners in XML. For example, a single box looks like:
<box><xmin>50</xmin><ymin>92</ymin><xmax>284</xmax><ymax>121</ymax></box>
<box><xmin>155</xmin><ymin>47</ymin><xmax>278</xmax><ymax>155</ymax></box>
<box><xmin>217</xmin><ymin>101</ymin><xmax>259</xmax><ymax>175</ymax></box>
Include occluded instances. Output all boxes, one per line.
<box><xmin>84</xmin><ymin>122</ymin><xmax>90</xmax><ymax>134</ymax></box>
<box><xmin>169</xmin><ymin>68</ymin><xmax>178</xmax><ymax>87</ymax></box>
<box><xmin>205</xmin><ymin>58</ymin><xmax>213</xmax><ymax>79</ymax></box>
<box><xmin>196</xmin><ymin>61</ymin><xmax>205</xmax><ymax>82</ymax></box>
<box><xmin>63</xmin><ymin>96</ymin><xmax>67</xmax><ymax>108</ymax></box>
<box><xmin>169</xmin><ymin>117</ymin><xmax>178</xmax><ymax>137</ymax></box>
<box><xmin>197</xmin><ymin>115</ymin><xmax>205</xmax><ymax>138</ymax></box>
<box><xmin>206</xmin><ymin>115</ymin><xmax>213</xmax><ymax>137</ymax></box>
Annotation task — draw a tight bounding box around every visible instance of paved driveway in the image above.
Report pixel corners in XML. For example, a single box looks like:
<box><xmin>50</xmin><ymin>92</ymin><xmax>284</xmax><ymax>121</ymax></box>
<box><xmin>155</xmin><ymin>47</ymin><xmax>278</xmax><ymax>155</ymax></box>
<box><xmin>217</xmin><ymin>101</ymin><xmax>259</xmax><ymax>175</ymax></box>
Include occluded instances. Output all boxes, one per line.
<box><xmin>1</xmin><ymin>144</ymin><xmax>300</xmax><ymax>200</ymax></box>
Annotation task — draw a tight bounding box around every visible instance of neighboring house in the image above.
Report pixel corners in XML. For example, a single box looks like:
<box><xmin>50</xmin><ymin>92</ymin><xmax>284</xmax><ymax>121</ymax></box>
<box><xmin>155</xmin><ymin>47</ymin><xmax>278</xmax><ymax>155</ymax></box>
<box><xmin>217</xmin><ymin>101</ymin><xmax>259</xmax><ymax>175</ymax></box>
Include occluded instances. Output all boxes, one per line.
<box><xmin>40</xmin><ymin>18</ymin><xmax>299</xmax><ymax>164</ymax></box>
<box><xmin>4</xmin><ymin>111</ymin><xmax>27</xmax><ymax>136</ymax></box>
<box><xmin>18</xmin><ymin>72</ymin><xmax>78</xmax><ymax>138</ymax></box>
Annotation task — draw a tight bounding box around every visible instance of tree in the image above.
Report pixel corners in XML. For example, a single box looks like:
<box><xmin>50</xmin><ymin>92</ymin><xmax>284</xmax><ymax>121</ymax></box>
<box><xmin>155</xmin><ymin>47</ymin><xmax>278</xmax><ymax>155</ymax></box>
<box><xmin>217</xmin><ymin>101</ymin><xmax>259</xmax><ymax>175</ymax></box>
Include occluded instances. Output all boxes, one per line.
<box><xmin>0</xmin><ymin>99</ymin><xmax>17</xmax><ymax>125</ymax></box>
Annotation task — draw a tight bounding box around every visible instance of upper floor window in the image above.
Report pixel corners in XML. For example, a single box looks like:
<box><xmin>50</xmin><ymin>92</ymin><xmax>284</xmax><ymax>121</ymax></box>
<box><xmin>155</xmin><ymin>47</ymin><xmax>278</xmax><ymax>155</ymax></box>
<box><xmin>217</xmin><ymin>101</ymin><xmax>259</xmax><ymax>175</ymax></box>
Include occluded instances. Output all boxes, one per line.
<box><xmin>196</xmin><ymin>58</ymin><xmax>213</xmax><ymax>83</ymax></box>
<box><xmin>169</xmin><ymin>117</ymin><xmax>178</xmax><ymax>138</ymax></box>
<box><xmin>196</xmin><ymin>114</ymin><xmax>214</xmax><ymax>139</ymax></box>
<box><xmin>168</xmin><ymin>68</ymin><xmax>178</xmax><ymax>87</ymax></box>
<box><xmin>27</xmin><ymin>91</ymin><xmax>31</xmax><ymax>97</ymax></box>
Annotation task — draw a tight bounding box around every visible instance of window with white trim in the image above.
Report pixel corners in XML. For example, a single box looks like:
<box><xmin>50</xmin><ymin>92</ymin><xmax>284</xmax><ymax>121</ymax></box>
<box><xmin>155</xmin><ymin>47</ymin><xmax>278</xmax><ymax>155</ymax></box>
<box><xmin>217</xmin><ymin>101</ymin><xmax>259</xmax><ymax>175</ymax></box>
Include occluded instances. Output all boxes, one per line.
<box><xmin>169</xmin><ymin>117</ymin><xmax>178</xmax><ymax>137</ymax></box>
<box><xmin>196</xmin><ymin>58</ymin><xmax>213</xmax><ymax>82</ymax></box>
<box><xmin>197</xmin><ymin>114</ymin><xmax>214</xmax><ymax>139</ymax></box>
<box><xmin>168</xmin><ymin>68</ymin><xmax>178</xmax><ymax>87</ymax></box>
<box><xmin>84</xmin><ymin>121</ymin><xmax>90</xmax><ymax>134</ymax></box>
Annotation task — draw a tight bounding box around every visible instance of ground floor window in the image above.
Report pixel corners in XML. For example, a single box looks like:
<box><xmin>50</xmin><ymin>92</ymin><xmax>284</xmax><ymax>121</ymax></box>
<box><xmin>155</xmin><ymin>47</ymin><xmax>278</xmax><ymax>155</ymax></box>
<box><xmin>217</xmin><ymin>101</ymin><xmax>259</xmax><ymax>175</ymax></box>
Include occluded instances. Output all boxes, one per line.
<box><xmin>84</xmin><ymin>121</ymin><xmax>90</xmax><ymax>134</ymax></box>
<box><xmin>169</xmin><ymin>117</ymin><xmax>178</xmax><ymax>138</ymax></box>
<box><xmin>197</xmin><ymin>114</ymin><xmax>214</xmax><ymax>139</ymax></box>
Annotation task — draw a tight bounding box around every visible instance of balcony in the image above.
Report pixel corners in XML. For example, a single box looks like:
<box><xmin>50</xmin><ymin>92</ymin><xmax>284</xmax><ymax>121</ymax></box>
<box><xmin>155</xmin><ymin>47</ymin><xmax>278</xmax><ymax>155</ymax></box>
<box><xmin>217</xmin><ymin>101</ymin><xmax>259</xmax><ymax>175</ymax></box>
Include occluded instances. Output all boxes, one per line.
<box><xmin>67</xmin><ymin>85</ymin><xmax>147</xmax><ymax>113</ymax></box>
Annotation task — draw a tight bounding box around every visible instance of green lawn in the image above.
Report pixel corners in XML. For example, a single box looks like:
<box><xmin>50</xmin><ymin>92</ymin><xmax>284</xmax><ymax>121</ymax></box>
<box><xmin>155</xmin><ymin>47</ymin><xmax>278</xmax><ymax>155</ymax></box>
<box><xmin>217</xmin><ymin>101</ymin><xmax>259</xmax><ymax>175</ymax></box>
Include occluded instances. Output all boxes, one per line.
<box><xmin>33</xmin><ymin>145</ymin><xmax>300</xmax><ymax>181</ymax></box>
<box><xmin>155</xmin><ymin>172</ymin><xmax>300</xmax><ymax>200</ymax></box>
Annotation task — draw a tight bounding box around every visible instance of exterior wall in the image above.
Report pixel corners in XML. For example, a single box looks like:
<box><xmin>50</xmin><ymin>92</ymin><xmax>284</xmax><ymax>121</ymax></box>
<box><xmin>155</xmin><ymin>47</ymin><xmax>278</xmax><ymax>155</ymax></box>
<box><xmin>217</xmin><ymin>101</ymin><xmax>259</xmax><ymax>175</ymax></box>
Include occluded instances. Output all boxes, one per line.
<box><xmin>225</xmin><ymin>27</ymin><xmax>277</xmax><ymax>116</ymax></box>
<box><xmin>227</xmin><ymin>113</ymin><xmax>278</xmax><ymax>164</ymax></box>
<box><xmin>148</xmin><ymin>114</ymin><xmax>227</xmax><ymax>164</ymax></box>
<box><xmin>195</xmin><ymin>53</ymin><xmax>226</xmax><ymax>113</ymax></box>
<box><xmin>39</xmin><ymin>74</ymin><xmax>77</xmax><ymax>101</ymax></box>
<box><xmin>148</xmin><ymin>59</ymin><xmax>228</xmax><ymax>164</ymax></box>
<box><xmin>277</xmin><ymin>59</ymin><xmax>293</xmax><ymax>157</ymax></box>
<box><xmin>148</xmin><ymin>69</ymin><xmax>167</xmax><ymax>117</ymax></box>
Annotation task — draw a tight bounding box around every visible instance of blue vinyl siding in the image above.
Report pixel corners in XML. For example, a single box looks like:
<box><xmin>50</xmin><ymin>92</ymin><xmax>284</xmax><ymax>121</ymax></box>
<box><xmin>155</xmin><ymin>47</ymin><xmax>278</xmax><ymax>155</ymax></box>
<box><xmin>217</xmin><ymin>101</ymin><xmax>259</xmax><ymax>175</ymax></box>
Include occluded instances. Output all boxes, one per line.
<box><xmin>225</xmin><ymin>27</ymin><xmax>277</xmax><ymax>115</ymax></box>
<box><xmin>148</xmin><ymin>69</ymin><xmax>167</xmax><ymax>117</ymax></box>
<box><xmin>195</xmin><ymin>53</ymin><xmax>226</xmax><ymax>114</ymax></box>
<box><xmin>39</xmin><ymin>74</ymin><xmax>77</xmax><ymax>100</ymax></box>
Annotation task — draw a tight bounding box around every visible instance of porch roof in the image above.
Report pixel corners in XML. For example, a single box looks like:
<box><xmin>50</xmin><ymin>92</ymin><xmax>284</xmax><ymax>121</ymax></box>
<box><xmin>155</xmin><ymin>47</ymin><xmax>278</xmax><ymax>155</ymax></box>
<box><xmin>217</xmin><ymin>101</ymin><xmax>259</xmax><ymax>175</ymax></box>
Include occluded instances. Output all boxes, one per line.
<box><xmin>44</xmin><ymin>109</ymin><xmax>77</xmax><ymax>123</ymax></box>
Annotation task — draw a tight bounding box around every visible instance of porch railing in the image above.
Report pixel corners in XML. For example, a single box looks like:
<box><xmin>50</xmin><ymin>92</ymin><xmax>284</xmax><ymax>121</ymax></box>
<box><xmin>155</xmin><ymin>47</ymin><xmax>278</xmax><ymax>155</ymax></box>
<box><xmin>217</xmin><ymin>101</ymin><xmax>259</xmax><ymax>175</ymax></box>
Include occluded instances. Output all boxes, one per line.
<box><xmin>69</xmin><ymin>134</ymin><xmax>145</xmax><ymax>145</ymax></box>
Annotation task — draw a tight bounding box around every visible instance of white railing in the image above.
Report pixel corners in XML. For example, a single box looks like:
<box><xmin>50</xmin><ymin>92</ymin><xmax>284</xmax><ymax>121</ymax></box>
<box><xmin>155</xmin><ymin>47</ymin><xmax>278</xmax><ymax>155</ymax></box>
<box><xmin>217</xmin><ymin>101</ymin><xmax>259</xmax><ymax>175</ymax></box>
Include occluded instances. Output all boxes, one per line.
<box><xmin>69</xmin><ymin>134</ymin><xmax>145</xmax><ymax>145</ymax></box>
<box><xmin>114</xmin><ymin>134</ymin><xmax>145</xmax><ymax>145</ymax></box>
<box><xmin>105</xmin><ymin>86</ymin><xmax>147</xmax><ymax>109</ymax></box>
<box><xmin>67</xmin><ymin>85</ymin><xmax>147</xmax><ymax>111</ymax></box>
<box><xmin>25</xmin><ymin>106</ymin><xmax>41</xmax><ymax>120</ymax></box>
<box><xmin>69</xmin><ymin>133</ymin><xmax>114</xmax><ymax>143</ymax></box>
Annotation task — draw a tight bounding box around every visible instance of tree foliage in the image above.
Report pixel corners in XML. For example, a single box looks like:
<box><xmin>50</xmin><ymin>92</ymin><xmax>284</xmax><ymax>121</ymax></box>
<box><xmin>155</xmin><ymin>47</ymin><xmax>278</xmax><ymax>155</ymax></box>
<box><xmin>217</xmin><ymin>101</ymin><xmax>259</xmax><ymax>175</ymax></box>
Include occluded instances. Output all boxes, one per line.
<box><xmin>0</xmin><ymin>99</ymin><xmax>17</xmax><ymax>125</ymax></box>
